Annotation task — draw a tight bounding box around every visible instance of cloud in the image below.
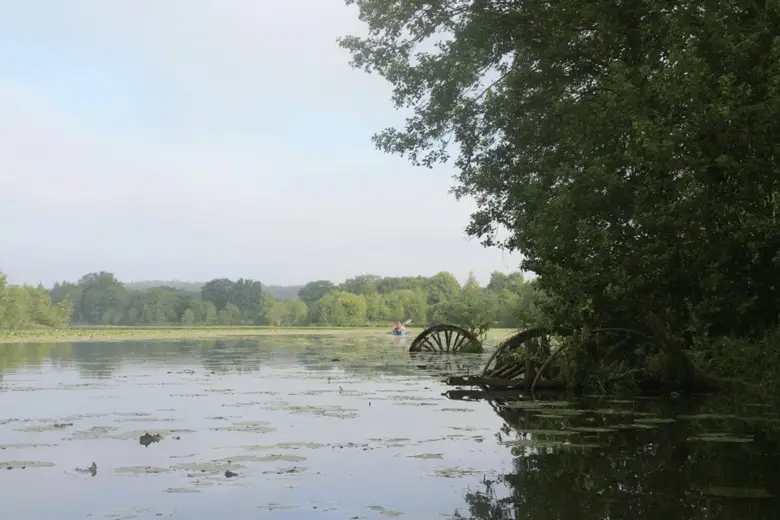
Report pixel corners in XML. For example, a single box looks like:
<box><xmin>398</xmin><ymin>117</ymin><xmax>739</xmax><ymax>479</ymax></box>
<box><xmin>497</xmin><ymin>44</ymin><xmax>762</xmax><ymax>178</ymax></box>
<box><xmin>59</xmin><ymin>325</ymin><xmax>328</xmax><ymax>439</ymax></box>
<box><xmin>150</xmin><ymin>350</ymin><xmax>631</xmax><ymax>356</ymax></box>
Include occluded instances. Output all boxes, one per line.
<box><xmin>0</xmin><ymin>1</ymin><xmax>522</xmax><ymax>286</ymax></box>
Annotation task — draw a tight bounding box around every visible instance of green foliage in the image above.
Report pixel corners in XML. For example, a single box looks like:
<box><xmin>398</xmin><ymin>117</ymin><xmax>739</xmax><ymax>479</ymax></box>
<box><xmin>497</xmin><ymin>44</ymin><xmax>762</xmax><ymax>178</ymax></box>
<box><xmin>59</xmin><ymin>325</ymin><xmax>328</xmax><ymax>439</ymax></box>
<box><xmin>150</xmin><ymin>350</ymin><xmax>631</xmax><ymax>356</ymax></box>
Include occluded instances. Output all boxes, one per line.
<box><xmin>339</xmin><ymin>274</ymin><xmax>382</xmax><ymax>295</ymax></box>
<box><xmin>0</xmin><ymin>270</ymin><xmax>72</xmax><ymax>331</ymax></box>
<box><xmin>201</xmin><ymin>278</ymin><xmax>263</xmax><ymax>322</ymax></box>
<box><xmin>298</xmin><ymin>280</ymin><xmax>336</xmax><ymax>307</ymax></box>
<box><xmin>203</xmin><ymin>301</ymin><xmax>218</xmax><ymax>325</ymax></box>
<box><xmin>76</xmin><ymin>272</ymin><xmax>126</xmax><ymax>325</ymax></box>
<box><xmin>690</xmin><ymin>332</ymin><xmax>780</xmax><ymax>395</ymax></box>
<box><xmin>4</xmin><ymin>268</ymin><xmax>540</xmax><ymax>335</ymax></box>
<box><xmin>217</xmin><ymin>303</ymin><xmax>242</xmax><ymax>325</ymax></box>
<box><xmin>426</xmin><ymin>272</ymin><xmax>461</xmax><ymax>306</ymax></box>
<box><xmin>456</xmin><ymin>273</ymin><xmax>495</xmax><ymax>342</ymax></box>
<box><xmin>339</xmin><ymin>0</ymin><xmax>780</xmax><ymax>391</ymax></box>
<box><xmin>181</xmin><ymin>308</ymin><xmax>195</xmax><ymax>326</ymax></box>
<box><xmin>384</xmin><ymin>289</ymin><xmax>427</xmax><ymax>324</ymax></box>
<box><xmin>262</xmin><ymin>297</ymin><xmax>285</xmax><ymax>327</ymax></box>
<box><xmin>284</xmin><ymin>299</ymin><xmax>309</xmax><ymax>326</ymax></box>
<box><xmin>200</xmin><ymin>278</ymin><xmax>234</xmax><ymax>311</ymax></box>
<box><xmin>310</xmin><ymin>291</ymin><xmax>368</xmax><ymax>326</ymax></box>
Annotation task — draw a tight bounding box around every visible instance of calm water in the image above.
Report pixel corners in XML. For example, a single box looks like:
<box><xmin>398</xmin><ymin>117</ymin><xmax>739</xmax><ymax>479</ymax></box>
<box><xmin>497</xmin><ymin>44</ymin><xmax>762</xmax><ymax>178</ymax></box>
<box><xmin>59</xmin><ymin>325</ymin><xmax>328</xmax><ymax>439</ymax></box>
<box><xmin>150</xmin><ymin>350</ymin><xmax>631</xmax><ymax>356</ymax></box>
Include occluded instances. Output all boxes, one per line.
<box><xmin>0</xmin><ymin>335</ymin><xmax>778</xmax><ymax>519</ymax></box>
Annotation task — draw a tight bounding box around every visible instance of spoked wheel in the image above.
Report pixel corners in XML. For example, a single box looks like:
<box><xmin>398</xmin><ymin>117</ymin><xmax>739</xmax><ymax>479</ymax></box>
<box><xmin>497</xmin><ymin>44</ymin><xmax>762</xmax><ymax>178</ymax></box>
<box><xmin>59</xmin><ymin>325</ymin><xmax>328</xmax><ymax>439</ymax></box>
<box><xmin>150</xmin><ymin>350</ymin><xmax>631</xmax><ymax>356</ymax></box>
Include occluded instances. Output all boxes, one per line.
<box><xmin>480</xmin><ymin>326</ymin><xmax>648</xmax><ymax>391</ymax></box>
<box><xmin>481</xmin><ymin>327</ymin><xmax>571</xmax><ymax>388</ymax></box>
<box><xmin>408</xmin><ymin>324</ymin><xmax>480</xmax><ymax>353</ymax></box>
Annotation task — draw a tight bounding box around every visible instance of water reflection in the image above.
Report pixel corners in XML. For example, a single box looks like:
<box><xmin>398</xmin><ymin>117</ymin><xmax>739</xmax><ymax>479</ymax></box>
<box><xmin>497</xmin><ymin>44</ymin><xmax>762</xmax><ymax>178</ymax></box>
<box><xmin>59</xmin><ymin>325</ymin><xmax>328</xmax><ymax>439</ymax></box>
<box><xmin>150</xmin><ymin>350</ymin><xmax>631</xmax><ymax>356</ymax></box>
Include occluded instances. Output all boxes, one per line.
<box><xmin>0</xmin><ymin>337</ymin><xmax>503</xmax><ymax>519</ymax></box>
<box><xmin>448</xmin><ymin>391</ymin><xmax>780</xmax><ymax>519</ymax></box>
<box><xmin>0</xmin><ymin>337</ymin><xmax>778</xmax><ymax>520</ymax></box>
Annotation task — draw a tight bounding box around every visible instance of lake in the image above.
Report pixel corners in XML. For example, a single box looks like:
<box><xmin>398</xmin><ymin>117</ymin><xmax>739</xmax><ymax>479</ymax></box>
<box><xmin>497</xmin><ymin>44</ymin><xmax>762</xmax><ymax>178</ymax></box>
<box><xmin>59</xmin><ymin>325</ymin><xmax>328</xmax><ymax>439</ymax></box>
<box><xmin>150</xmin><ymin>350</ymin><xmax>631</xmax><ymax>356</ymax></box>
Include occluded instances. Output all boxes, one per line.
<box><xmin>0</xmin><ymin>335</ymin><xmax>778</xmax><ymax>519</ymax></box>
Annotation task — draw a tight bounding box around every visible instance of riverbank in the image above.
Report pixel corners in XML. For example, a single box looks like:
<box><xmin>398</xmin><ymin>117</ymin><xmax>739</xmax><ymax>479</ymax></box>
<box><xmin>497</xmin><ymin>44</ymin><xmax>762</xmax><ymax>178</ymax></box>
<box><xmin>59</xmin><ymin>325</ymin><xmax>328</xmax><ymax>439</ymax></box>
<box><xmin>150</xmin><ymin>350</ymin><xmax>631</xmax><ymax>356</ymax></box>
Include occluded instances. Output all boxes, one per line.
<box><xmin>0</xmin><ymin>326</ymin><xmax>518</xmax><ymax>344</ymax></box>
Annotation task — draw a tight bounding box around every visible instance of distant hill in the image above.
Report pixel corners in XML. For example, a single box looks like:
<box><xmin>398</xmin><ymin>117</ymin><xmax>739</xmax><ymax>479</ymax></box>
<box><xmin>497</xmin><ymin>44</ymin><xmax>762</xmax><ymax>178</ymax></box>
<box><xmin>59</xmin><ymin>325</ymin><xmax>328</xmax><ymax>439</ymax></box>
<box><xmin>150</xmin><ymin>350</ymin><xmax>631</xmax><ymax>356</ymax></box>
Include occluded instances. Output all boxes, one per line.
<box><xmin>123</xmin><ymin>280</ymin><xmax>302</xmax><ymax>300</ymax></box>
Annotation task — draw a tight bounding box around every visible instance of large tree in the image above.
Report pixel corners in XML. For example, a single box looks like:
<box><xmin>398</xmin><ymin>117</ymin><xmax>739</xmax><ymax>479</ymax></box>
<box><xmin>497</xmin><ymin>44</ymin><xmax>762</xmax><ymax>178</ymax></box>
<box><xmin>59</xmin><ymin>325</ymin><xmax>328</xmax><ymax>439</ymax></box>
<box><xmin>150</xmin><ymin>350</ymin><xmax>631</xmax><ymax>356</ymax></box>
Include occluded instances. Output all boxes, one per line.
<box><xmin>76</xmin><ymin>272</ymin><xmax>127</xmax><ymax>325</ymax></box>
<box><xmin>339</xmin><ymin>1</ymin><xmax>780</xmax><ymax>336</ymax></box>
<box><xmin>298</xmin><ymin>280</ymin><xmax>336</xmax><ymax>307</ymax></box>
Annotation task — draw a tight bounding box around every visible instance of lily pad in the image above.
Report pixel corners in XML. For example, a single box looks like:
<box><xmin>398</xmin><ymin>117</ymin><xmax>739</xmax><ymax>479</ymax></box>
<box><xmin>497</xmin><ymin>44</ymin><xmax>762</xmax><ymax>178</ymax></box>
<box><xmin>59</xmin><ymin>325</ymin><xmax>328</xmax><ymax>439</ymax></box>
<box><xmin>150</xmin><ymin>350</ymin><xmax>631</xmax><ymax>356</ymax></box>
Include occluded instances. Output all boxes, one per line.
<box><xmin>537</xmin><ymin>409</ymin><xmax>585</xmax><ymax>416</ymax></box>
<box><xmin>368</xmin><ymin>506</ymin><xmax>403</xmax><ymax>516</ymax></box>
<box><xmin>243</xmin><ymin>442</ymin><xmax>326</xmax><ymax>451</ymax></box>
<box><xmin>15</xmin><ymin>422</ymin><xmax>75</xmax><ymax>432</ymax></box>
<box><xmin>510</xmin><ymin>439</ymin><xmax>602</xmax><ymax>452</ymax></box>
<box><xmin>569</xmin><ymin>426</ymin><xmax>616</xmax><ymax>434</ymax></box>
<box><xmin>173</xmin><ymin>461</ymin><xmax>249</xmax><ymax>473</ymax></box>
<box><xmin>165</xmin><ymin>487</ymin><xmax>201</xmax><ymax>494</ymax></box>
<box><xmin>262</xmin><ymin>466</ymin><xmax>307</xmax><ymax>475</ymax></box>
<box><xmin>432</xmin><ymin>467</ymin><xmax>482</xmax><ymax>478</ymax></box>
<box><xmin>741</xmin><ymin>416</ymin><xmax>780</xmax><ymax>425</ymax></box>
<box><xmin>688</xmin><ymin>433</ymin><xmax>753</xmax><ymax>443</ymax></box>
<box><xmin>500</xmin><ymin>401</ymin><xmax>575</xmax><ymax>409</ymax></box>
<box><xmin>1</xmin><ymin>460</ymin><xmax>56</xmax><ymax>469</ymax></box>
<box><xmin>114</xmin><ymin>466</ymin><xmax>170</xmax><ymax>475</ymax></box>
<box><xmin>259</xmin><ymin>503</ymin><xmax>299</xmax><ymax>510</ymax></box>
<box><xmin>614</xmin><ymin>423</ymin><xmax>659</xmax><ymax>430</ymax></box>
<box><xmin>591</xmin><ymin>408</ymin><xmax>641</xmax><ymax>416</ymax></box>
<box><xmin>69</xmin><ymin>426</ymin><xmax>119</xmax><ymax>440</ymax></box>
<box><xmin>517</xmin><ymin>429</ymin><xmax>580</xmax><ymax>437</ymax></box>
<box><xmin>212</xmin><ymin>422</ymin><xmax>276</xmax><ymax>433</ymax></box>
<box><xmin>219</xmin><ymin>454</ymin><xmax>307</xmax><ymax>463</ymax></box>
<box><xmin>112</xmin><ymin>428</ymin><xmax>194</xmax><ymax>441</ymax></box>
<box><xmin>677</xmin><ymin>414</ymin><xmax>739</xmax><ymax>421</ymax></box>
<box><xmin>0</xmin><ymin>443</ymin><xmax>58</xmax><ymax>450</ymax></box>
<box><xmin>700</xmin><ymin>486</ymin><xmax>774</xmax><ymax>498</ymax></box>
<box><xmin>407</xmin><ymin>453</ymin><xmax>443</xmax><ymax>460</ymax></box>
<box><xmin>634</xmin><ymin>417</ymin><xmax>676</xmax><ymax>425</ymax></box>
<box><xmin>273</xmin><ymin>405</ymin><xmax>359</xmax><ymax>419</ymax></box>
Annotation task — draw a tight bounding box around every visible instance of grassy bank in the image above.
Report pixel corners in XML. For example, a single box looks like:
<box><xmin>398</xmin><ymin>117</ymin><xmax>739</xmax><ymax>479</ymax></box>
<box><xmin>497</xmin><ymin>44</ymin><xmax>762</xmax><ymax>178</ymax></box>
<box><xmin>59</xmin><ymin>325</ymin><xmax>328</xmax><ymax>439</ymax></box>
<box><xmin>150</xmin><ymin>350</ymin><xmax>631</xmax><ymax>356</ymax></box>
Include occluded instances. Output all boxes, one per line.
<box><xmin>0</xmin><ymin>326</ymin><xmax>519</xmax><ymax>344</ymax></box>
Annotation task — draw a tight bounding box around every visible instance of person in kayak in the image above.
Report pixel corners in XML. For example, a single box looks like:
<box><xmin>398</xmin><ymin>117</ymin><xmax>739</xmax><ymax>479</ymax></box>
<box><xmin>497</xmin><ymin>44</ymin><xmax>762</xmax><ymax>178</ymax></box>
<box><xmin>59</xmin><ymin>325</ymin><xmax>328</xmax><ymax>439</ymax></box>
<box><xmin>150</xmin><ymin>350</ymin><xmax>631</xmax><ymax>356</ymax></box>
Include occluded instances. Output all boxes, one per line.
<box><xmin>391</xmin><ymin>321</ymin><xmax>407</xmax><ymax>334</ymax></box>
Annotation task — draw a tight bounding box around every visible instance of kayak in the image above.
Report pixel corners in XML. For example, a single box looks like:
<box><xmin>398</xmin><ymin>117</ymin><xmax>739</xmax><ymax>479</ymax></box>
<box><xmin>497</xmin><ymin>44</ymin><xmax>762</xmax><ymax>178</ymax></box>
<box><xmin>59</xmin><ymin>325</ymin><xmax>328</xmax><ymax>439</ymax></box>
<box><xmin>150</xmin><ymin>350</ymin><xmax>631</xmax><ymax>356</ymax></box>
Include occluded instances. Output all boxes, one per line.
<box><xmin>390</xmin><ymin>331</ymin><xmax>408</xmax><ymax>336</ymax></box>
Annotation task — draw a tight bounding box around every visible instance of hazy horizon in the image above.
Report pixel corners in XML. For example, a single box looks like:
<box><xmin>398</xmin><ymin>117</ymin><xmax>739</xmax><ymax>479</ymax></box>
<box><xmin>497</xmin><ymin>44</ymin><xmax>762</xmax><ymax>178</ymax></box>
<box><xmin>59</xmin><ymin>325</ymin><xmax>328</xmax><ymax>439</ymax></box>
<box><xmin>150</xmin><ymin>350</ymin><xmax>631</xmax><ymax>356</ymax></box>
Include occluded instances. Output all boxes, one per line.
<box><xmin>0</xmin><ymin>1</ymin><xmax>522</xmax><ymax>287</ymax></box>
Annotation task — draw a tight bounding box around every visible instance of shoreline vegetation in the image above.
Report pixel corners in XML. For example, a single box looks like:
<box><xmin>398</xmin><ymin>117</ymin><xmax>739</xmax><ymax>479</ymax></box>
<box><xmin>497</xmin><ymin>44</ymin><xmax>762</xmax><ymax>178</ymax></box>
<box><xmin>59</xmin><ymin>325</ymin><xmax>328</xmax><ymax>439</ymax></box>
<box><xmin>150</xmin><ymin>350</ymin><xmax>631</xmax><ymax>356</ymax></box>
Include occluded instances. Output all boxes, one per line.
<box><xmin>0</xmin><ymin>270</ymin><xmax>535</xmax><ymax>347</ymax></box>
<box><xmin>0</xmin><ymin>326</ymin><xmax>518</xmax><ymax>345</ymax></box>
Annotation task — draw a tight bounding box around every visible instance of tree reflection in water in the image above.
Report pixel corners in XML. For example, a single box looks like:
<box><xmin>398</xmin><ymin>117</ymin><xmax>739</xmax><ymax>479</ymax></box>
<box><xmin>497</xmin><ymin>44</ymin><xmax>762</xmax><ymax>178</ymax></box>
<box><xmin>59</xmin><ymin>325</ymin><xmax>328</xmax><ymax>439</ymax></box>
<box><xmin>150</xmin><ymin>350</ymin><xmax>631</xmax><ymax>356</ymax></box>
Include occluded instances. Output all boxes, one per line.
<box><xmin>448</xmin><ymin>392</ymin><xmax>780</xmax><ymax>520</ymax></box>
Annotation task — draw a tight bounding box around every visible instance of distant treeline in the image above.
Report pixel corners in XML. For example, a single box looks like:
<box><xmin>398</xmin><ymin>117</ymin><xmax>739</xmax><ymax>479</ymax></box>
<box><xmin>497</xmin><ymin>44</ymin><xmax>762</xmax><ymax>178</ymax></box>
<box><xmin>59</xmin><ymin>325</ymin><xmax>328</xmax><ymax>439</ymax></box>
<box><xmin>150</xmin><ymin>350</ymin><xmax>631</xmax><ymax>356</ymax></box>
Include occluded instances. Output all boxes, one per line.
<box><xmin>0</xmin><ymin>269</ymin><xmax>540</xmax><ymax>333</ymax></box>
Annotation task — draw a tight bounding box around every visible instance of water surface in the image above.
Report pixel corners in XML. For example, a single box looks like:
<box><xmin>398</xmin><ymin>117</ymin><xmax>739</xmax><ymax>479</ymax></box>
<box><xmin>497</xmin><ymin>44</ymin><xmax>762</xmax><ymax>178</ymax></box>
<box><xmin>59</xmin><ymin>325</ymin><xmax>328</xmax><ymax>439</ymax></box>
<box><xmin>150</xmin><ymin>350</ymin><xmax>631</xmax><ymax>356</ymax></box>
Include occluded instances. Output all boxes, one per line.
<box><xmin>0</xmin><ymin>336</ymin><xmax>778</xmax><ymax>519</ymax></box>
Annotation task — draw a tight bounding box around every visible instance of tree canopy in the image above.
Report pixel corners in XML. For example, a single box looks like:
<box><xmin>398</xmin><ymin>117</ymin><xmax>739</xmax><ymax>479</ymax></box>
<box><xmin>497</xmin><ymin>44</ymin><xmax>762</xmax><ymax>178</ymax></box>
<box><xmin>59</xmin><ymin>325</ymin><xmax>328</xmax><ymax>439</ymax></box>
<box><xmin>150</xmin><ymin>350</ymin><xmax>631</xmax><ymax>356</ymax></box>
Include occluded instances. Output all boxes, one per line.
<box><xmin>339</xmin><ymin>0</ymin><xmax>780</xmax><ymax>338</ymax></box>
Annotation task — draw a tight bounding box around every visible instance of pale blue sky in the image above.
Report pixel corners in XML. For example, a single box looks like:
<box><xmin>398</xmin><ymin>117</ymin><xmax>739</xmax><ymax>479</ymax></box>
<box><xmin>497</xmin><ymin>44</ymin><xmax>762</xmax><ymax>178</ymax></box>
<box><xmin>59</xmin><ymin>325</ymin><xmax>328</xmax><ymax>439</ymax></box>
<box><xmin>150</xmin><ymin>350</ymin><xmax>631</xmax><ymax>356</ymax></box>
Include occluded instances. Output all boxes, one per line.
<box><xmin>0</xmin><ymin>0</ymin><xmax>521</xmax><ymax>287</ymax></box>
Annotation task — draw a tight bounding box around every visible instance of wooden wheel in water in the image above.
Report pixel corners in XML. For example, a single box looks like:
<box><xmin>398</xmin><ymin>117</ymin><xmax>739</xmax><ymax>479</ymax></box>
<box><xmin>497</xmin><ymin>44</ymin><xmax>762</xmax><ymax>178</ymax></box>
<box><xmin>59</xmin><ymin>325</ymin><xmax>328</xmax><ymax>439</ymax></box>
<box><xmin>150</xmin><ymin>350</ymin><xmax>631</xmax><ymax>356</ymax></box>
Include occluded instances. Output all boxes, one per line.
<box><xmin>478</xmin><ymin>326</ymin><xmax>649</xmax><ymax>391</ymax></box>
<box><xmin>408</xmin><ymin>324</ymin><xmax>480</xmax><ymax>353</ymax></box>
<box><xmin>479</xmin><ymin>327</ymin><xmax>571</xmax><ymax>389</ymax></box>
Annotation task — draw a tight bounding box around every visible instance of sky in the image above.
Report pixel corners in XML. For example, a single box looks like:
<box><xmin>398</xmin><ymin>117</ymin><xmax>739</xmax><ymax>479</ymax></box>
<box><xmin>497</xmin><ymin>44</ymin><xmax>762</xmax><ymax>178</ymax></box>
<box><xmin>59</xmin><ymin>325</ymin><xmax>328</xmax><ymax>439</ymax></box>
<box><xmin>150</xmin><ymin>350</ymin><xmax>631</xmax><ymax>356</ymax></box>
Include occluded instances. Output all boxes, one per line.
<box><xmin>0</xmin><ymin>0</ymin><xmax>522</xmax><ymax>287</ymax></box>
